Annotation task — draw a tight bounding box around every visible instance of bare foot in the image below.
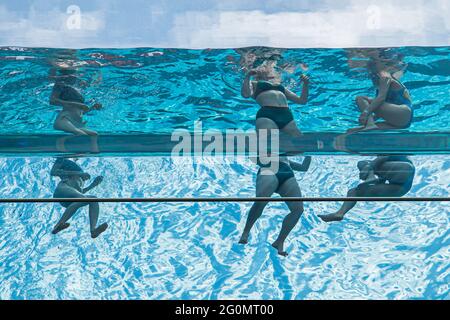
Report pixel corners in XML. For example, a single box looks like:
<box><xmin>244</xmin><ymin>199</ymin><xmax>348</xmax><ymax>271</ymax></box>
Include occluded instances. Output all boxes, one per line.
<box><xmin>91</xmin><ymin>223</ymin><xmax>108</xmax><ymax>239</ymax></box>
<box><xmin>239</xmin><ymin>233</ymin><xmax>249</xmax><ymax>245</ymax></box>
<box><xmin>272</xmin><ymin>241</ymin><xmax>288</xmax><ymax>257</ymax></box>
<box><xmin>318</xmin><ymin>213</ymin><xmax>344</xmax><ymax>222</ymax></box>
<box><xmin>52</xmin><ymin>223</ymin><xmax>70</xmax><ymax>235</ymax></box>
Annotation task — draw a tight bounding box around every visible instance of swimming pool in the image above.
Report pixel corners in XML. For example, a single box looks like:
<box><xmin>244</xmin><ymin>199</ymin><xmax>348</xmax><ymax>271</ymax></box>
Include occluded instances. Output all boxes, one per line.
<box><xmin>0</xmin><ymin>46</ymin><xmax>449</xmax><ymax>300</ymax></box>
<box><xmin>0</xmin><ymin>155</ymin><xmax>448</xmax><ymax>299</ymax></box>
<box><xmin>1</xmin><ymin>46</ymin><xmax>449</xmax><ymax>134</ymax></box>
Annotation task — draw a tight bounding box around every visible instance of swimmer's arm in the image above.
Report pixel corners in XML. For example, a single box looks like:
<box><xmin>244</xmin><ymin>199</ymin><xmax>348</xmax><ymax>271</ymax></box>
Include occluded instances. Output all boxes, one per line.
<box><xmin>241</xmin><ymin>72</ymin><xmax>255</xmax><ymax>98</ymax></box>
<box><xmin>289</xmin><ymin>156</ymin><xmax>312</xmax><ymax>172</ymax></box>
<box><xmin>284</xmin><ymin>75</ymin><xmax>309</xmax><ymax>105</ymax></box>
<box><xmin>50</xmin><ymin>92</ymin><xmax>90</xmax><ymax>112</ymax></box>
<box><xmin>61</xmin><ymin>100</ymin><xmax>90</xmax><ymax>112</ymax></box>
<box><xmin>82</xmin><ymin>176</ymin><xmax>103</xmax><ymax>193</ymax></box>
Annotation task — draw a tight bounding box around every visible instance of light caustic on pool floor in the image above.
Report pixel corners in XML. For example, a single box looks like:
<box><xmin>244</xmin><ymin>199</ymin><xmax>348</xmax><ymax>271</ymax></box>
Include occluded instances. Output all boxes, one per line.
<box><xmin>0</xmin><ymin>155</ymin><xmax>448</xmax><ymax>299</ymax></box>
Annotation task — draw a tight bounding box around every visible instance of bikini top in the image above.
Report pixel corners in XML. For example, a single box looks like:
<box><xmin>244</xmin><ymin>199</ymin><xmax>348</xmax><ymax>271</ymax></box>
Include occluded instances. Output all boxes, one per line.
<box><xmin>253</xmin><ymin>81</ymin><xmax>285</xmax><ymax>99</ymax></box>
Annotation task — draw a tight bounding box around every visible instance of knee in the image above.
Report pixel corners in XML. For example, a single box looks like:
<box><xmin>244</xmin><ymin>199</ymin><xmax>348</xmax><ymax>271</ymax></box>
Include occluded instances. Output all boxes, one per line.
<box><xmin>251</xmin><ymin>201</ymin><xmax>267</xmax><ymax>212</ymax></box>
<box><xmin>347</xmin><ymin>188</ymin><xmax>359</xmax><ymax>197</ymax></box>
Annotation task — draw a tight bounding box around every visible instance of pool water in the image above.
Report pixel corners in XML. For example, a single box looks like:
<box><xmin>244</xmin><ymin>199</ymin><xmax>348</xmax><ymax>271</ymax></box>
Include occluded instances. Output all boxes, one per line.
<box><xmin>0</xmin><ymin>46</ymin><xmax>449</xmax><ymax>300</ymax></box>
<box><xmin>1</xmin><ymin>46</ymin><xmax>449</xmax><ymax>134</ymax></box>
<box><xmin>0</xmin><ymin>155</ymin><xmax>448</xmax><ymax>299</ymax></box>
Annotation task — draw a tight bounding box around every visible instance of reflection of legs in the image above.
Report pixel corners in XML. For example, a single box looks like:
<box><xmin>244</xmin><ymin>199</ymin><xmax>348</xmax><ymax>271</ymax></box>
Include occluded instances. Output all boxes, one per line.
<box><xmin>239</xmin><ymin>173</ymin><xmax>279</xmax><ymax>244</ymax></box>
<box><xmin>54</xmin><ymin>117</ymin><xmax>99</xmax><ymax>153</ymax></box>
<box><xmin>272</xmin><ymin>177</ymin><xmax>303</xmax><ymax>256</ymax></box>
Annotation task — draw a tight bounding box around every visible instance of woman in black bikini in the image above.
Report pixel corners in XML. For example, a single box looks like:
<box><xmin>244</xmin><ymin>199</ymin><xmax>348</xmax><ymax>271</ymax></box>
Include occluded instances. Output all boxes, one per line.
<box><xmin>241</xmin><ymin>59</ymin><xmax>309</xmax><ymax>137</ymax></box>
<box><xmin>239</xmin><ymin>55</ymin><xmax>311</xmax><ymax>256</ymax></box>
<box><xmin>239</xmin><ymin>156</ymin><xmax>311</xmax><ymax>256</ymax></box>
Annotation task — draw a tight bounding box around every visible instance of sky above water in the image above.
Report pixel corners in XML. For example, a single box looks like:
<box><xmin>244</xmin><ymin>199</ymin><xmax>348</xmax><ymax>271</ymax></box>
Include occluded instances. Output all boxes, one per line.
<box><xmin>0</xmin><ymin>0</ymin><xmax>449</xmax><ymax>48</ymax></box>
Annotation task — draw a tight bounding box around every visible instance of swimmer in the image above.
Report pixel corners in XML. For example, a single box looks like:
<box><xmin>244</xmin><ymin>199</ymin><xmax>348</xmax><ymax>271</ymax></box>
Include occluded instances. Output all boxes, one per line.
<box><xmin>49</xmin><ymin>57</ymin><xmax>102</xmax><ymax>153</ymax></box>
<box><xmin>349</xmin><ymin>59</ymin><xmax>413</xmax><ymax>132</ymax></box>
<box><xmin>51</xmin><ymin>158</ymin><xmax>108</xmax><ymax>238</ymax></box>
<box><xmin>51</xmin><ymin>83</ymin><xmax>102</xmax><ymax>137</ymax></box>
<box><xmin>239</xmin><ymin>156</ymin><xmax>312</xmax><ymax>256</ymax></box>
<box><xmin>319</xmin><ymin>156</ymin><xmax>415</xmax><ymax>222</ymax></box>
<box><xmin>241</xmin><ymin>56</ymin><xmax>309</xmax><ymax>138</ymax></box>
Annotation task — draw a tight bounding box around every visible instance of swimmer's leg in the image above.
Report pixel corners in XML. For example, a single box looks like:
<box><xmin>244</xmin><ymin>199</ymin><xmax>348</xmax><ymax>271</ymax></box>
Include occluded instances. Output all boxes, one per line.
<box><xmin>256</xmin><ymin>118</ymin><xmax>278</xmax><ymax>131</ymax></box>
<box><xmin>272</xmin><ymin>177</ymin><xmax>303</xmax><ymax>256</ymax></box>
<box><xmin>79</xmin><ymin>129</ymin><xmax>99</xmax><ymax>153</ymax></box>
<box><xmin>374</xmin><ymin>103</ymin><xmax>412</xmax><ymax>129</ymax></box>
<box><xmin>318</xmin><ymin>187</ymin><xmax>359</xmax><ymax>222</ymax></box>
<box><xmin>353</xmin><ymin>96</ymin><xmax>377</xmax><ymax>130</ymax></box>
<box><xmin>239</xmin><ymin>173</ymin><xmax>278</xmax><ymax>245</ymax></box>
<box><xmin>54</xmin><ymin>117</ymin><xmax>88</xmax><ymax>136</ymax></box>
<box><xmin>52</xmin><ymin>201</ymin><xmax>88</xmax><ymax>234</ymax></box>
<box><xmin>256</xmin><ymin>117</ymin><xmax>280</xmax><ymax>161</ymax></box>
<box><xmin>85</xmin><ymin>195</ymin><xmax>108</xmax><ymax>238</ymax></box>
<box><xmin>374</xmin><ymin>161</ymin><xmax>415</xmax><ymax>185</ymax></box>
<box><xmin>281</xmin><ymin>120</ymin><xmax>302</xmax><ymax>138</ymax></box>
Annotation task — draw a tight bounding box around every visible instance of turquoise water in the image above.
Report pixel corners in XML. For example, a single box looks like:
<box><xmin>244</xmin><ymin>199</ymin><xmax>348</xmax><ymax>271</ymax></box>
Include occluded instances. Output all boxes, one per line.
<box><xmin>1</xmin><ymin>46</ymin><xmax>449</xmax><ymax>134</ymax></box>
<box><xmin>0</xmin><ymin>46</ymin><xmax>449</xmax><ymax>300</ymax></box>
<box><xmin>0</xmin><ymin>155</ymin><xmax>448</xmax><ymax>299</ymax></box>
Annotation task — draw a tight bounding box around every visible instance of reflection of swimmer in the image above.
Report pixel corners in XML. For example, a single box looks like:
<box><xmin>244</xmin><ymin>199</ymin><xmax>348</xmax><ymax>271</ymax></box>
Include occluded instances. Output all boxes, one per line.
<box><xmin>51</xmin><ymin>158</ymin><xmax>108</xmax><ymax>238</ymax></box>
<box><xmin>241</xmin><ymin>57</ymin><xmax>309</xmax><ymax>137</ymax></box>
<box><xmin>239</xmin><ymin>156</ymin><xmax>312</xmax><ymax>256</ymax></box>
<box><xmin>319</xmin><ymin>156</ymin><xmax>415</xmax><ymax>222</ymax></box>
<box><xmin>349</xmin><ymin>59</ymin><xmax>413</xmax><ymax>132</ymax></box>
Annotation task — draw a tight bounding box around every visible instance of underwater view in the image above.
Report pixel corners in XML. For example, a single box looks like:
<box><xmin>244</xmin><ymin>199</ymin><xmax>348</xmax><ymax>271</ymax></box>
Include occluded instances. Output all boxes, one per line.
<box><xmin>0</xmin><ymin>46</ymin><xmax>449</xmax><ymax>300</ymax></box>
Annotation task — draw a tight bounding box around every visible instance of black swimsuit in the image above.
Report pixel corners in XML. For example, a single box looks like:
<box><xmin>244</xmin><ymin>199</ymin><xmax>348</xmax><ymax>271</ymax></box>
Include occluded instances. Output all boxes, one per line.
<box><xmin>258</xmin><ymin>161</ymin><xmax>295</xmax><ymax>193</ymax></box>
<box><xmin>254</xmin><ymin>81</ymin><xmax>294</xmax><ymax>129</ymax></box>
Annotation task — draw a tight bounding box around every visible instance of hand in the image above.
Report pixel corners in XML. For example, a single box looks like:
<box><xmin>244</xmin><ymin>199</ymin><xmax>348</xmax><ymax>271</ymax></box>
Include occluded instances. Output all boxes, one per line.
<box><xmin>300</xmin><ymin>74</ymin><xmax>310</xmax><ymax>84</ymax></box>
<box><xmin>93</xmin><ymin>176</ymin><xmax>104</xmax><ymax>185</ymax></box>
<box><xmin>359</xmin><ymin>111</ymin><xmax>369</xmax><ymax>125</ymax></box>
<box><xmin>91</xmin><ymin>103</ymin><xmax>102</xmax><ymax>110</ymax></box>
<box><xmin>81</xmin><ymin>172</ymin><xmax>91</xmax><ymax>181</ymax></box>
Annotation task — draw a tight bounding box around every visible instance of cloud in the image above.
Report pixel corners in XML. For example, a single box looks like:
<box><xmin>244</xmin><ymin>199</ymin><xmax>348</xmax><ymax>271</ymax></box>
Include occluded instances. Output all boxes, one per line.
<box><xmin>168</xmin><ymin>0</ymin><xmax>450</xmax><ymax>48</ymax></box>
<box><xmin>0</xmin><ymin>0</ymin><xmax>448</xmax><ymax>48</ymax></box>
<box><xmin>0</xmin><ymin>5</ymin><xmax>105</xmax><ymax>48</ymax></box>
